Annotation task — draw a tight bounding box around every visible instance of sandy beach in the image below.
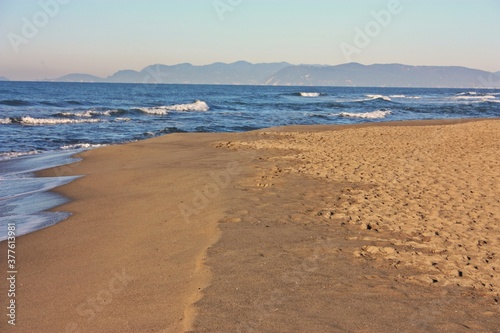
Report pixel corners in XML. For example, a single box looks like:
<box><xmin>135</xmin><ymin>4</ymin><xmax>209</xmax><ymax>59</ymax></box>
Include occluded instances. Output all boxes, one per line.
<box><xmin>1</xmin><ymin>119</ymin><xmax>499</xmax><ymax>332</ymax></box>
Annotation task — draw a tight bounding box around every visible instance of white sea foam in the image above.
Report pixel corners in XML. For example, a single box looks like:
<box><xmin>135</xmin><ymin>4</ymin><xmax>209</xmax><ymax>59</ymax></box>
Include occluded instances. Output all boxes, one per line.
<box><xmin>454</xmin><ymin>95</ymin><xmax>496</xmax><ymax>100</ymax></box>
<box><xmin>166</xmin><ymin>100</ymin><xmax>209</xmax><ymax>111</ymax></box>
<box><xmin>58</xmin><ymin>111</ymin><xmax>90</xmax><ymax>117</ymax></box>
<box><xmin>365</xmin><ymin>94</ymin><xmax>392</xmax><ymax>102</ymax></box>
<box><xmin>0</xmin><ymin>118</ymin><xmax>12</xmax><ymax>124</ymax></box>
<box><xmin>60</xmin><ymin>143</ymin><xmax>107</xmax><ymax>150</ymax></box>
<box><xmin>0</xmin><ymin>213</ymin><xmax>71</xmax><ymax>242</ymax></box>
<box><xmin>299</xmin><ymin>92</ymin><xmax>321</xmax><ymax>97</ymax></box>
<box><xmin>16</xmin><ymin>116</ymin><xmax>101</xmax><ymax>125</ymax></box>
<box><xmin>138</xmin><ymin>106</ymin><xmax>169</xmax><ymax>115</ymax></box>
<box><xmin>337</xmin><ymin>110</ymin><xmax>392</xmax><ymax>119</ymax></box>
<box><xmin>454</xmin><ymin>91</ymin><xmax>498</xmax><ymax>102</ymax></box>
<box><xmin>59</xmin><ymin>109</ymin><xmax>121</xmax><ymax>117</ymax></box>
<box><xmin>138</xmin><ymin>100</ymin><xmax>209</xmax><ymax>115</ymax></box>
<box><xmin>115</xmin><ymin>117</ymin><xmax>131</xmax><ymax>122</ymax></box>
<box><xmin>0</xmin><ymin>150</ymin><xmax>40</xmax><ymax>160</ymax></box>
<box><xmin>389</xmin><ymin>95</ymin><xmax>421</xmax><ymax>99</ymax></box>
<box><xmin>99</xmin><ymin>110</ymin><xmax>121</xmax><ymax>116</ymax></box>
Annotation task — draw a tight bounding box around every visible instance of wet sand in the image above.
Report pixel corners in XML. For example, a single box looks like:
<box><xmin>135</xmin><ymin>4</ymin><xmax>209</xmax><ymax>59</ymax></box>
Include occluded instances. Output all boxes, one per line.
<box><xmin>1</xmin><ymin>119</ymin><xmax>499</xmax><ymax>332</ymax></box>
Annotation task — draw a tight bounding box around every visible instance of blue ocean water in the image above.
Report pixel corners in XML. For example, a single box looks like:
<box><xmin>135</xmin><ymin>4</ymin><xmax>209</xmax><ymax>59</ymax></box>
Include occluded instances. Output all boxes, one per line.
<box><xmin>1</xmin><ymin>82</ymin><xmax>499</xmax><ymax>239</ymax></box>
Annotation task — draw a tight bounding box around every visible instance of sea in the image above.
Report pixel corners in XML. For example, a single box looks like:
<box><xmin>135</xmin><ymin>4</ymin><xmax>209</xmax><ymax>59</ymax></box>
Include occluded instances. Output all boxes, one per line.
<box><xmin>1</xmin><ymin>81</ymin><xmax>499</xmax><ymax>240</ymax></box>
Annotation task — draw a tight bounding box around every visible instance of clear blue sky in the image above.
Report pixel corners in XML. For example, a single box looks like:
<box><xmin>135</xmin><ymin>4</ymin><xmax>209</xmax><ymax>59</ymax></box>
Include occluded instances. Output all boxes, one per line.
<box><xmin>1</xmin><ymin>0</ymin><xmax>499</xmax><ymax>80</ymax></box>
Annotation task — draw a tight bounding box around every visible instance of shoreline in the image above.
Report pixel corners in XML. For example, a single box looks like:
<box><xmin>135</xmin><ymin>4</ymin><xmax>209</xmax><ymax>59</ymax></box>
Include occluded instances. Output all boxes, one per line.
<box><xmin>3</xmin><ymin>118</ymin><xmax>492</xmax><ymax>242</ymax></box>
<box><xmin>1</xmin><ymin>118</ymin><xmax>499</xmax><ymax>332</ymax></box>
<box><xmin>0</xmin><ymin>150</ymin><xmax>84</xmax><ymax>242</ymax></box>
<box><xmin>2</xmin><ymin>132</ymin><xmax>241</xmax><ymax>331</ymax></box>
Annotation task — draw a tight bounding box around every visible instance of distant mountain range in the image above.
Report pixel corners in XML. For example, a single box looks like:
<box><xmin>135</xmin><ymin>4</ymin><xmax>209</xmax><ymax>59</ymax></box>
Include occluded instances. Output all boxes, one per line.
<box><xmin>38</xmin><ymin>62</ymin><xmax>500</xmax><ymax>88</ymax></box>
<box><xmin>0</xmin><ymin>76</ymin><xmax>9</xmax><ymax>81</ymax></box>
<box><xmin>264</xmin><ymin>63</ymin><xmax>500</xmax><ymax>88</ymax></box>
<box><xmin>54</xmin><ymin>61</ymin><xmax>291</xmax><ymax>86</ymax></box>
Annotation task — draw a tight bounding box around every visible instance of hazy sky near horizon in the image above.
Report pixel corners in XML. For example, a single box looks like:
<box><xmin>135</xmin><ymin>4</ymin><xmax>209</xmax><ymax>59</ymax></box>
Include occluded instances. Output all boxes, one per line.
<box><xmin>1</xmin><ymin>0</ymin><xmax>499</xmax><ymax>80</ymax></box>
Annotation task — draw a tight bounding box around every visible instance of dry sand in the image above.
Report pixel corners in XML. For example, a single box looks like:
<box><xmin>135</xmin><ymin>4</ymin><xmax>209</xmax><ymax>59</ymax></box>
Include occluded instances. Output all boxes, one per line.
<box><xmin>1</xmin><ymin>119</ymin><xmax>499</xmax><ymax>332</ymax></box>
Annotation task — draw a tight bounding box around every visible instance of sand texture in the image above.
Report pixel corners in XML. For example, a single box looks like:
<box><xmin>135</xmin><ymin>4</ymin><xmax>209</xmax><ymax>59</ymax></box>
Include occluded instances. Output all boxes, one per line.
<box><xmin>191</xmin><ymin>119</ymin><xmax>500</xmax><ymax>332</ymax></box>
<box><xmin>227</xmin><ymin>120</ymin><xmax>500</xmax><ymax>296</ymax></box>
<box><xmin>1</xmin><ymin>119</ymin><xmax>499</xmax><ymax>332</ymax></box>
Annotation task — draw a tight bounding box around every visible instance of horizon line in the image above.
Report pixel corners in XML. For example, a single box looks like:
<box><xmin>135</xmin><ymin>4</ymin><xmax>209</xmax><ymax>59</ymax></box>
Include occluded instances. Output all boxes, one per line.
<box><xmin>2</xmin><ymin>61</ymin><xmax>499</xmax><ymax>82</ymax></box>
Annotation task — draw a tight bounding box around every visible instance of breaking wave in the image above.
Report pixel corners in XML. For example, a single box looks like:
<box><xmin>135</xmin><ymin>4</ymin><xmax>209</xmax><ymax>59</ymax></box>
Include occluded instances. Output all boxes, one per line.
<box><xmin>60</xmin><ymin>143</ymin><xmax>107</xmax><ymax>150</ymax></box>
<box><xmin>389</xmin><ymin>95</ymin><xmax>421</xmax><ymax>99</ymax></box>
<box><xmin>457</xmin><ymin>92</ymin><xmax>479</xmax><ymax>96</ymax></box>
<box><xmin>349</xmin><ymin>95</ymin><xmax>393</xmax><ymax>103</ymax></box>
<box><xmin>365</xmin><ymin>94</ymin><xmax>392</xmax><ymax>102</ymax></box>
<box><xmin>453</xmin><ymin>94</ymin><xmax>496</xmax><ymax>101</ymax></box>
<box><xmin>0</xmin><ymin>150</ymin><xmax>40</xmax><ymax>161</ymax></box>
<box><xmin>7</xmin><ymin>116</ymin><xmax>101</xmax><ymax>125</ymax></box>
<box><xmin>56</xmin><ymin>109</ymin><xmax>124</xmax><ymax>117</ymax></box>
<box><xmin>138</xmin><ymin>100</ymin><xmax>209</xmax><ymax>115</ymax></box>
<box><xmin>337</xmin><ymin>110</ymin><xmax>392</xmax><ymax>119</ymax></box>
<box><xmin>299</xmin><ymin>92</ymin><xmax>321</xmax><ymax>97</ymax></box>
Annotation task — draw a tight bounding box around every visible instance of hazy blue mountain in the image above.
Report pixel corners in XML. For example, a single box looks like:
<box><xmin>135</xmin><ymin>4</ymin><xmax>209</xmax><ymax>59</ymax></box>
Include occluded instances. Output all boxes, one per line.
<box><xmin>134</xmin><ymin>61</ymin><xmax>291</xmax><ymax>84</ymax></box>
<box><xmin>265</xmin><ymin>63</ymin><xmax>500</xmax><ymax>88</ymax></box>
<box><xmin>52</xmin><ymin>62</ymin><xmax>500</xmax><ymax>88</ymax></box>
<box><xmin>106</xmin><ymin>70</ymin><xmax>142</xmax><ymax>83</ymax></box>
<box><xmin>0</xmin><ymin>76</ymin><xmax>9</xmax><ymax>81</ymax></box>
<box><xmin>55</xmin><ymin>61</ymin><xmax>290</xmax><ymax>85</ymax></box>
<box><xmin>55</xmin><ymin>73</ymin><xmax>103</xmax><ymax>82</ymax></box>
